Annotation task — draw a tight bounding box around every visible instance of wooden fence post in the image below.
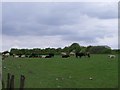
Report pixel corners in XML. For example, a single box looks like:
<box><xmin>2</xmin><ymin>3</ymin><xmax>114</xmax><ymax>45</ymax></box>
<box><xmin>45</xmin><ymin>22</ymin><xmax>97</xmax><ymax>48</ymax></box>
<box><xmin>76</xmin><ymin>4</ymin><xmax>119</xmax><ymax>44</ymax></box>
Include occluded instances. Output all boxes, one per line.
<box><xmin>10</xmin><ymin>75</ymin><xmax>14</xmax><ymax>90</ymax></box>
<box><xmin>19</xmin><ymin>75</ymin><xmax>25</xmax><ymax>90</ymax></box>
<box><xmin>4</xmin><ymin>73</ymin><xmax>25</xmax><ymax>90</ymax></box>
<box><xmin>2</xmin><ymin>80</ymin><xmax>5</xmax><ymax>89</ymax></box>
<box><xmin>7</xmin><ymin>73</ymin><xmax>10</xmax><ymax>89</ymax></box>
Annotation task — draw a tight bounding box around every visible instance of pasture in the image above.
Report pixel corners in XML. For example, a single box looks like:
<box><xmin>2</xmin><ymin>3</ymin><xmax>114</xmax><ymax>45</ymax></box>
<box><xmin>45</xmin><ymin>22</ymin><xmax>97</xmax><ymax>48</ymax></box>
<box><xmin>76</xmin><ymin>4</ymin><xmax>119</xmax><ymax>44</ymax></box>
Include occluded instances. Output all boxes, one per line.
<box><xmin>2</xmin><ymin>54</ymin><xmax>118</xmax><ymax>88</ymax></box>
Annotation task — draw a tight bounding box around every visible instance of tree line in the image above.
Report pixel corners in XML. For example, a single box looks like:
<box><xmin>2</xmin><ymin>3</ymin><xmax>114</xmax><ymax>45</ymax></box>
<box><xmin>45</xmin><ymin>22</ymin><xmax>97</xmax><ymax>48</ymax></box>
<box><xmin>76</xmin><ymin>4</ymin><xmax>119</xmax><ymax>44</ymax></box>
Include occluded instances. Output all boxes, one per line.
<box><xmin>8</xmin><ymin>43</ymin><xmax>119</xmax><ymax>56</ymax></box>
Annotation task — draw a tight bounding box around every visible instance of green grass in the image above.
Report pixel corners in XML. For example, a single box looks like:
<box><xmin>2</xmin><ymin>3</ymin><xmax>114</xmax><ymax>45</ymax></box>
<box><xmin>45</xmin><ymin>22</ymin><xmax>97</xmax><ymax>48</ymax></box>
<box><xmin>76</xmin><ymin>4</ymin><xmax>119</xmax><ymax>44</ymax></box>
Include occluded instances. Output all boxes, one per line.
<box><xmin>2</xmin><ymin>54</ymin><xmax>118</xmax><ymax>88</ymax></box>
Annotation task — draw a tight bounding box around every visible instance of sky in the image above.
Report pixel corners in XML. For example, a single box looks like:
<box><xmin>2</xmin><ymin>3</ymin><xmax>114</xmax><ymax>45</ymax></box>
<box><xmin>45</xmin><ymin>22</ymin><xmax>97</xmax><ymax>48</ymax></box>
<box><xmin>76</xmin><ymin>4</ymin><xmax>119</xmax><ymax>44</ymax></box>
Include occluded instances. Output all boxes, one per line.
<box><xmin>1</xmin><ymin>1</ymin><xmax>119</xmax><ymax>51</ymax></box>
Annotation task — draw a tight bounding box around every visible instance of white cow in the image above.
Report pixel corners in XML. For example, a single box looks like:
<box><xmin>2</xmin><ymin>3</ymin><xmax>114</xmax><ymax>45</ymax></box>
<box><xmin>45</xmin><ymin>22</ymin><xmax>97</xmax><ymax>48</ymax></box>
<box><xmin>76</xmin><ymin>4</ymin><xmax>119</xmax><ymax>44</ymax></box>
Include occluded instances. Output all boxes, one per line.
<box><xmin>69</xmin><ymin>52</ymin><xmax>75</xmax><ymax>56</ymax></box>
<box><xmin>21</xmin><ymin>55</ymin><xmax>25</xmax><ymax>58</ymax></box>
<box><xmin>41</xmin><ymin>55</ymin><xmax>46</xmax><ymax>58</ymax></box>
<box><xmin>108</xmin><ymin>55</ymin><xmax>116</xmax><ymax>58</ymax></box>
<box><xmin>61</xmin><ymin>52</ymin><xmax>67</xmax><ymax>55</ymax></box>
<box><xmin>13</xmin><ymin>54</ymin><xmax>19</xmax><ymax>58</ymax></box>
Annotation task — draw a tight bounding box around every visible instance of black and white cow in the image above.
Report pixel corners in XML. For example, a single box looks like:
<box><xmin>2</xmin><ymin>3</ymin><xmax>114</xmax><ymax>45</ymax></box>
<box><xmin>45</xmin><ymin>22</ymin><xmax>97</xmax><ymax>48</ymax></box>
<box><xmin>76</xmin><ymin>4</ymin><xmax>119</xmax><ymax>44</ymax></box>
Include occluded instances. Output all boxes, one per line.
<box><xmin>45</xmin><ymin>53</ymin><xmax>54</xmax><ymax>58</ymax></box>
<box><xmin>62</xmin><ymin>55</ymin><xmax>70</xmax><ymax>58</ymax></box>
<box><xmin>108</xmin><ymin>55</ymin><xmax>116</xmax><ymax>58</ymax></box>
<box><xmin>45</xmin><ymin>55</ymin><xmax>52</xmax><ymax>58</ymax></box>
<box><xmin>85</xmin><ymin>52</ymin><xmax>90</xmax><ymax>58</ymax></box>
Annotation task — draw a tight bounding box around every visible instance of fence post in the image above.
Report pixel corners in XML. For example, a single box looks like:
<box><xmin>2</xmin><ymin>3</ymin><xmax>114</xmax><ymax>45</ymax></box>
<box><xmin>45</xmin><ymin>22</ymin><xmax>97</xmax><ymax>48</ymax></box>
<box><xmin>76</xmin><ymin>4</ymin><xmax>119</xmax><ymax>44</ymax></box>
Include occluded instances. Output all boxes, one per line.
<box><xmin>19</xmin><ymin>75</ymin><xmax>25</xmax><ymax>90</ymax></box>
<box><xmin>2</xmin><ymin>80</ymin><xmax>5</xmax><ymax>89</ymax></box>
<box><xmin>7</xmin><ymin>73</ymin><xmax>10</xmax><ymax>89</ymax></box>
<box><xmin>10</xmin><ymin>75</ymin><xmax>14</xmax><ymax>90</ymax></box>
<box><xmin>4</xmin><ymin>73</ymin><xmax>25</xmax><ymax>90</ymax></box>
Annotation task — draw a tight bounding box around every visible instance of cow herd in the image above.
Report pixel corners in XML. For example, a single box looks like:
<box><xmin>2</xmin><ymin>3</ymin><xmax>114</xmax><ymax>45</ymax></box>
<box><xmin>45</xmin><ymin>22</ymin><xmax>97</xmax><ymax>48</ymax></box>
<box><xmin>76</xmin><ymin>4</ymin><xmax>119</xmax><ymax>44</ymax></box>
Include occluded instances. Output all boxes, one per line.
<box><xmin>25</xmin><ymin>53</ymin><xmax>54</xmax><ymax>58</ymax></box>
<box><xmin>61</xmin><ymin>52</ymin><xmax>91</xmax><ymax>58</ymax></box>
<box><xmin>2</xmin><ymin>51</ymin><xmax>117</xmax><ymax>60</ymax></box>
<box><xmin>3</xmin><ymin>52</ymin><xmax>91</xmax><ymax>59</ymax></box>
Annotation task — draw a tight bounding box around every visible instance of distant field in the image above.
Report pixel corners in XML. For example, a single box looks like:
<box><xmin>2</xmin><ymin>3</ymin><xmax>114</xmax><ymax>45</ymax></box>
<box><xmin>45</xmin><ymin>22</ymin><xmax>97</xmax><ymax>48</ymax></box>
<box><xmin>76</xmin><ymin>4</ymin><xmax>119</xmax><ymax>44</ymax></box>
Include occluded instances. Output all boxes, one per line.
<box><xmin>2</xmin><ymin>54</ymin><xmax>118</xmax><ymax>88</ymax></box>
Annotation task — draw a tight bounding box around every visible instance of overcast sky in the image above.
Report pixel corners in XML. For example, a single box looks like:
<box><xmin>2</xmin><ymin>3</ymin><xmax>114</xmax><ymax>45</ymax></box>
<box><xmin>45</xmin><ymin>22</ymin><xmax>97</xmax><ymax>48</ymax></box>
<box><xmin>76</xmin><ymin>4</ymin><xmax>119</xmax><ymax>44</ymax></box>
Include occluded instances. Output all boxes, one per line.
<box><xmin>2</xmin><ymin>1</ymin><xmax>118</xmax><ymax>51</ymax></box>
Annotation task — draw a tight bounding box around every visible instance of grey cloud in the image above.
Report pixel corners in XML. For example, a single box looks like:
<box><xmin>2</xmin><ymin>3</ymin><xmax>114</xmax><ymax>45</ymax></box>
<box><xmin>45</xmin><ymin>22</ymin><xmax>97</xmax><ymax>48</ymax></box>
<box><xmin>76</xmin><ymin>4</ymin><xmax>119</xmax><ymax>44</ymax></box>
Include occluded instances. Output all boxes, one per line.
<box><xmin>2</xmin><ymin>2</ymin><xmax>117</xmax><ymax>25</ymax></box>
<box><xmin>61</xmin><ymin>30</ymin><xmax>108</xmax><ymax>43</ymax></box>
<box><xmin>119</xmin><ymin>2</ymin><xmax>120</xmax><ymax>18</ymax></box>
<box><xmin>2</xmin><ymin>2</ymin><xmax>118</xmax><ymax>46</ymax></box>
<box><xmin>83</xmin><ymin>3</ymin><xmax>117</xmax><ymax>19</ymax></box>
<box><xmin>62</xmin><ymin>35</ymin><xmax>97</xmax><ymax>43</ymax></box>
<box><xmin>60</xmin><ymin>21</ymin><xmax>116</xmax><ymax>43</ymax></box>
<box><xmin>3</xmin><ymin>21</ymin><xmax>76</xmax><ymax>36</ymax></box>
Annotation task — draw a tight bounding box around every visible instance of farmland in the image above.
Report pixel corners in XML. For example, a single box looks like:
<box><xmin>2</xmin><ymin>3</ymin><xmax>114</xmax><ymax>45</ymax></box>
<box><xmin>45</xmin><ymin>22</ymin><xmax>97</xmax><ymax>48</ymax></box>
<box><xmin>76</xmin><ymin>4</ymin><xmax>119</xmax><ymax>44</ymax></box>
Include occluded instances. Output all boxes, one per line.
<box><xmin>2</xmin><ymin>54</ymin><xmax>118</xmax><ymax>88</ymax></box>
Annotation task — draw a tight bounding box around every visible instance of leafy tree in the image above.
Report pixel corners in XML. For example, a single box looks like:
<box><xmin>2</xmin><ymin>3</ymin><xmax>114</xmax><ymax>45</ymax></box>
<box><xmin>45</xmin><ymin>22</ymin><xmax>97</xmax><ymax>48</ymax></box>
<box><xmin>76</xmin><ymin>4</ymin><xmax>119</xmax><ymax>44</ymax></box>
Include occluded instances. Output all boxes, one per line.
<box><xmin>62</xmin><ymin>46</ymin><xmax>69</xmax><ymax>53</ymax></box>
<box><xmin>69</xmin><ymin>43</ymin><xmax>81</xmax><ymax>53</ymax></box>
<box><xmin>9</xmin><ymin>44</ymin><xmax>113</xmax><ymax>55</ymax></box>
<box><xmin>87</xmin><ymin>46</ymin><xmax>111</xmax><ymax>54</ymax></box>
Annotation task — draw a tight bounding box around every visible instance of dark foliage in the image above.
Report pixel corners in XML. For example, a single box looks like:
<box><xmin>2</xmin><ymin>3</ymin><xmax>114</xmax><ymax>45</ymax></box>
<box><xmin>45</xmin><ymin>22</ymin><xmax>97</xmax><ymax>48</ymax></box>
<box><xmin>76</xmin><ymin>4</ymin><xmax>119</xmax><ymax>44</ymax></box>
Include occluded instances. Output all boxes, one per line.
<box><xmin>9</xmin><ymin>43</ymin><xmax>116</xmax><ymax>56</ymax></box>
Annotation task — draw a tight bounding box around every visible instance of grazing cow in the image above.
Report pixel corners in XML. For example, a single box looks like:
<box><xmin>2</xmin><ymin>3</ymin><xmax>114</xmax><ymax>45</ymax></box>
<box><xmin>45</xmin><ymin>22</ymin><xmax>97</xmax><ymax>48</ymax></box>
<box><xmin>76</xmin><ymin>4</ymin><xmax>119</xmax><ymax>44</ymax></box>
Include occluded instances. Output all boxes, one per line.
<box><xmin>2</xmin><ymin>56</ymin><xmax>5</xmax><ymax>60</ymax></box>
<box><xmin>41</xmin><ymin>55</ymin><xmax>46</xmax><ymax>58</ymax></box>
<box><xmin>75</xmin><ymin>52</ymin><xmax>90</xmax><ymax>58</ymax></box>
<box><xmin>85</xmin><ymin>52</ymin><xmax>90</xmax><ymax>58</ymax></box>
<box><xmin>2</xmin><ymin>51</ymin><xmax>9</xmax><ymax>56</ymax></box>
<box><xmin>45</xmin><ymin>55</ymin><xmax>52</xmax><ymax>58</ymax></box>
<box><xmin>61</xmin><ymin>52</ymin><xmax>67</xmax><ymax>55</ymax></box>
<box><xmin>15</xmin><ymin>55</ymin><xmax>19</xmax><ymax>58</ymax></box>
<box><xmin>21</xmin><ymin>55</ymin><xmax>25</xmax><ymax>58</ymax></box>
<box><xmin>108</xmin><ymin>55</ymin><xmax>116</xmax><ymax>58</ymax></box>
<box><xmin>44</xmin><ymin>53</ymin><xmax>54</xmax><ymax>58</ymax></box>
<box><xmin>49</xmin><ymin>53</ymin><xmax>54</xmax><ymax>57</ymax></box>
<box><xmin>62</xmin><ymin>55</ymin><xmax>70</xmax><ymax>58</ymax></box>
<box><xmin>70</xmin><ymin>52</ymin><xmax>75</xmax><ymax>56</ymax></box>
<box><xmin>75</xmin><ymin>52</ymin><xmax>86</xmax><ymax>58</ymax></box>
<box><xmin>2</xmin><ymin>54</ymin><xmax>7</xmax><ymax>60</ymax></box>
<box><xmin>2</xmin><ymin>51</ymin><xmax>10</xmax><ymax>60</ymax></box>
<box><xmin>39</xmin><ymin>56</ymin><xmax>42</xmax><ymax>58</ymax></box>
<box><xmin>29</xmin><ymin>53</ymin><xmax>38</xmax><ymax>58</ymax></box>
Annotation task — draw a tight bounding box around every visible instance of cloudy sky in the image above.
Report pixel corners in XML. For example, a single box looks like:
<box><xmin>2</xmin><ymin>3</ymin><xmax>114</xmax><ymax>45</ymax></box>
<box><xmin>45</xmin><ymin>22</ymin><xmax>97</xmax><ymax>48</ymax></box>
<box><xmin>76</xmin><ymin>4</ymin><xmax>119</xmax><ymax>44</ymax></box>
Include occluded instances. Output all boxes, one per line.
<box><xmin>2</xmin><ymin>1</ymin><xmax>118</xmax><ymax>51</ymax></box>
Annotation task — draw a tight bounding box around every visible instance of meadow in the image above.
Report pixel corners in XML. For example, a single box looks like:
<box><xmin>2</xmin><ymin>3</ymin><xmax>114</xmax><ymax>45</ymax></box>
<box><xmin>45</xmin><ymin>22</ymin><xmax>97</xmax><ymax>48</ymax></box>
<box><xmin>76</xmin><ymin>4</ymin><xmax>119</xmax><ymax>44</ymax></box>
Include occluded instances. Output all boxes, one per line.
<box><xmin>2</xmin><ymin>54</ymin><xmax>118</xmax><ymax>88</ymax></box>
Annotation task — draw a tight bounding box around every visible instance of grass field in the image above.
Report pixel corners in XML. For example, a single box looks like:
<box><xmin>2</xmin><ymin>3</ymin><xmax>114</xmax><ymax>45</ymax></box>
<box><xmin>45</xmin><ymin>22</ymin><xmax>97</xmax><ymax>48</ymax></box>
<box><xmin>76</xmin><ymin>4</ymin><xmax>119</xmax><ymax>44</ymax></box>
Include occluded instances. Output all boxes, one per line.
<box><xmin>2</xmin><ymin>54</ymin><xmax>118</xmax><ymax>88</ymax></box>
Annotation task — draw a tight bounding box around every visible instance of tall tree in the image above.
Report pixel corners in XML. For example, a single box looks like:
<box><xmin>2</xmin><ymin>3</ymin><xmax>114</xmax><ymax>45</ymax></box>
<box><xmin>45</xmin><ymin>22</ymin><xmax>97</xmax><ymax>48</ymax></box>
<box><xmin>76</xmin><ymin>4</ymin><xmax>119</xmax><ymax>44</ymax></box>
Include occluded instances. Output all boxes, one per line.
<box><xmin>69</xmin><ymin>43</ymin><xmax>81</xmax><ymax>52</ymax></box>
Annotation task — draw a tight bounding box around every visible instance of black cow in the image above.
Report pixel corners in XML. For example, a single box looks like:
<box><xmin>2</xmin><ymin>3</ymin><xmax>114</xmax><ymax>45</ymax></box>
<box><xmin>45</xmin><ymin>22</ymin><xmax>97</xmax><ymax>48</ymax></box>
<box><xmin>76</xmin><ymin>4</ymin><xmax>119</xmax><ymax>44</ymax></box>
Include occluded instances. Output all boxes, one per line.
<box><xmin>62</xmin><ymin>55</ymin><xmax>70</xmax><ymax>58</ymax></box>
<box><xmin>49</xmin><ymin>53</ymin><xmax>54</xmax><ymax>57</ymax></box>
<box><xmin>29</xmin><ymin>53</ymin><xmax>35</xmax><ymax>58</ymax></box>
<box><xmin>75</xmin><ymin>52</ymin><xmax>86</xmax><ymax>58</ymax></box>
<box><xmin>75</xmin><ymin>52</ymin><xmax>90</xmax><ymax>58</ymax></box>
<box><xmin>45</xmin><ymin>55</ymin><xmax>52</xmax><ymax>58</ymax></box>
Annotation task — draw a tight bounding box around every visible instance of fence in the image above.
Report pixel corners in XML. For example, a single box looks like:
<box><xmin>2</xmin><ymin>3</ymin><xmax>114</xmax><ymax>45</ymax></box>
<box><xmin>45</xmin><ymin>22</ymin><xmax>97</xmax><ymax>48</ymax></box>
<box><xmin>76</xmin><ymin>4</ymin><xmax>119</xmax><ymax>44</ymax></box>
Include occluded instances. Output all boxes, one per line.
<box><xmin>2</xmin><ymin>73</ymin><xmax>25</xmax><ymax>90</ymax></box>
